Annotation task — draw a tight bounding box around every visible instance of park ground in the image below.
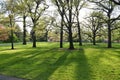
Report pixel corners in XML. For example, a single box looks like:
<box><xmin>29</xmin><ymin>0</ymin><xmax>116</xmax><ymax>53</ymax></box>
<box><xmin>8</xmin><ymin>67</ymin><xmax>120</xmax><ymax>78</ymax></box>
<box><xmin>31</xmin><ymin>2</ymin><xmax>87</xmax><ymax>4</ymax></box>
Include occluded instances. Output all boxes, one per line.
<box><xmin>0</xmin><ymin>42</ymin><xmax>120</xmax><ymax>80</ymax></box>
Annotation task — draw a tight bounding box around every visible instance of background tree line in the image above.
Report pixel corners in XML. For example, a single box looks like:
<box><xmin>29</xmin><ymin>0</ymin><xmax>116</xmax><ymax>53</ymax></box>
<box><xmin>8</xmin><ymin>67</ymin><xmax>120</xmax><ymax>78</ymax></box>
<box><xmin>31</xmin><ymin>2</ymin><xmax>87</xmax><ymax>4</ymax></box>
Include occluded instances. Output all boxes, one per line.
<box><xmin>0</xmin><ymin>0</ymin><xmax>120</xmax><ymax>49</ymax></box>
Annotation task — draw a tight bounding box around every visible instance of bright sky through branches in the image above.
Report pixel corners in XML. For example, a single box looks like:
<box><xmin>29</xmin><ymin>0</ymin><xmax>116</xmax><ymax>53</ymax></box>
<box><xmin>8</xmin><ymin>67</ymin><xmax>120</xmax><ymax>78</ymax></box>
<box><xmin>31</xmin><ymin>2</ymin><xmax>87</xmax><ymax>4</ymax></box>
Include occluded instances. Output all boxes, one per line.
<box><xmin>16</xmin><ymin>0</ymin><xmax>94</xmax><ymax>32</ymax></box>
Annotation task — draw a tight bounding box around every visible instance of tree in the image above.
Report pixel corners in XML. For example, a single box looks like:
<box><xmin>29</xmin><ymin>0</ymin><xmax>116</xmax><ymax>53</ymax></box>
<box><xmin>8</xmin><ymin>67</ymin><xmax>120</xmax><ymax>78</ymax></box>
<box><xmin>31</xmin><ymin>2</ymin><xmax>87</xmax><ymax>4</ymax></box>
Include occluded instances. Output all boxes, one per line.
<box><xmin>26</xmin><ymin>0</ymin><xmax>48</xmax><ymax>48</ymax></box>
<box><xmin>110</xmin><ymin>0</ymin><xmax>120</xmax><ymax>5</ymax></box>
<box><xmin>5</xmin><ymin>0</ymin><xmax>17</xmax><ymax>49</ymax></box>
<box><xmin>74</xmin><ymin>0</ymin><xmax>86</xmax><ymax>46</ymax></box>
<box><xmin>0</xmin><ymin>25</ymin><xmax>9</xmax><ymax>41</ymax></box>
<box><xmin>60</xmin><ymin>8</ymin><xmax>64</xmax><ymax>48</ymax></box>
<box><xmin>14</xmin><ymin>0</ymin><xmax>29</xmax><ymax>45</ymax></box>
<box><xmin>35</xmin><ymin>17</ymin><xmax>50</xmax><ymax>41</ymax></box>
<box><xmin>14</xmin><ymin>24</ymin><xmax>23</xmax><ymax>42</ymax></box>
<box><xmin>0</xmin><ymin>1</ymin><xmax>9</xmax><ymax>42</ymax></box>
<box><xmin>111</xmin><ymin>21</ymin><xmax>120</xmax><ymax>42</ymax></box>
<box><xmin>89</xmin><ymin>0</ymin><xmax>120</xmax><ymax>48</ymax></box>
<box><xmin>53</xmin><ymin>0</ymin><xmax>76</xmax><ymax>49</ymax></box>
<box><xmin>84</xmin><ymin>11</ymin><xmax>104</xmax><ymax>45</ymax></box>
<box><xmin>50</xmin><ymin>0</ymin><xmax>64</xmax><ymax>48</ymax></box>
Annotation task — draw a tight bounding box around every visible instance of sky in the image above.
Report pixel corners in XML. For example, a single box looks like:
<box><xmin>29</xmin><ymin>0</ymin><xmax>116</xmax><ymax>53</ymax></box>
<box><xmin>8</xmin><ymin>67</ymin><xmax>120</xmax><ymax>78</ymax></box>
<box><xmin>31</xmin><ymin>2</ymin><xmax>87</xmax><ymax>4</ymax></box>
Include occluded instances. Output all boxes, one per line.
<box><xmin>45</xmin><ymin>0</ymin><xmax>93</xmax><ymax>20</ymax></box>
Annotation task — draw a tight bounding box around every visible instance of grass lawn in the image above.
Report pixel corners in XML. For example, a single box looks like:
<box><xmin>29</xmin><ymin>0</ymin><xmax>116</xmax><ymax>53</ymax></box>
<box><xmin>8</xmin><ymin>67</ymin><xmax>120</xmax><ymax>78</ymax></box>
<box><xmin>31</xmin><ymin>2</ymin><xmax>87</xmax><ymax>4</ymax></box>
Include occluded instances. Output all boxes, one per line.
<box><xmin>0</xmin><ymin>42</ymin><xmax>120</xmax><ymax>80</ymax></box>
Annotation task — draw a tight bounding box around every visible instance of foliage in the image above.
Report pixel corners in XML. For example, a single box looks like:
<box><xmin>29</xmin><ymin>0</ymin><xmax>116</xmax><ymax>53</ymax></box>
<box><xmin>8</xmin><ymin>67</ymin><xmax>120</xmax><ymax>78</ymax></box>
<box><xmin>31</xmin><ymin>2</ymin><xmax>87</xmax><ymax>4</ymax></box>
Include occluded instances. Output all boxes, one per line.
<box><xmin>0</xmin><ymin>25</ymin><xmax>9</xmax><ymax>41</ymax></box>
<box><xmin>14</xmin><ymin>25</ymin><xmax>23</xmax><ymax>41</ymax></box>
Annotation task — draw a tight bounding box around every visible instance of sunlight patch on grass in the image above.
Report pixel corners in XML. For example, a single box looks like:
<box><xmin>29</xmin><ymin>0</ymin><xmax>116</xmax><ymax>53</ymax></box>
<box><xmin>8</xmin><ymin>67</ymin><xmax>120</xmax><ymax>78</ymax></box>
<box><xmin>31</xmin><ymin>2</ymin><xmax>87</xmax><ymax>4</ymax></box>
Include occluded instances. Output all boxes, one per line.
<box><xmin>0</xmin><ymin>49</ymin><xmax>25</xmax><ymax>54</ymax></box>
<box><xmin>82</xmin><ymin>46</ymin><xmax>120</xmax><ymax>80</ymax></box>
<box><xmin>48</xmin><ymin>63</ymin><xmax>77</xmax><ymax>80</ymax></box>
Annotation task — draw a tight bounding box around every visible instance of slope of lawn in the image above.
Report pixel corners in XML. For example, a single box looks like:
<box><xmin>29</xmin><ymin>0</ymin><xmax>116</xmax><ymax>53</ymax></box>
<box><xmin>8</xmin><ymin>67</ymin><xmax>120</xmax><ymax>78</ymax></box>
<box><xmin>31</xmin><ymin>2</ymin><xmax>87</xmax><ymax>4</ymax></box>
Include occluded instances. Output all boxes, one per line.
<box><xmin>0</xmin><ymin>42</ymin><xmax>120</xmax><ymax>80</ymax></box>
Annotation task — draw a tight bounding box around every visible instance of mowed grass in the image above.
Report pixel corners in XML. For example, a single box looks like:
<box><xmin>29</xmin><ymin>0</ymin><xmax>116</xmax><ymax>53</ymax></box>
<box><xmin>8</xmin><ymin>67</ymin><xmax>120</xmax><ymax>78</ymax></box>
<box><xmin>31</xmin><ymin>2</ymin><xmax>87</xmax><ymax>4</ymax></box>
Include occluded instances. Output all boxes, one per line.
<box><xmin>0</xmin><ymin>42</ymin><xmax>120</xmax><ymax>80</ymax></box>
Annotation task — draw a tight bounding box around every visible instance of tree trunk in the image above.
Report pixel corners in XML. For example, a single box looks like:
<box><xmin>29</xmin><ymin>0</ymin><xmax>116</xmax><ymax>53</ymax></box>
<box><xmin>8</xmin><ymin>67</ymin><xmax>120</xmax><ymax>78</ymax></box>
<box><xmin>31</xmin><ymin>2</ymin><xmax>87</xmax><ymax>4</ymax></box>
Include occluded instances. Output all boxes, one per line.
<box><xmin>10</xmin><ymin>16</ymin><xmax>14</xmax><ymax>49</ymax></box>
<box><xmin>68</xmin><ymin>1</ymin><xmax>74</xmax><ymax>50</ymax></box>
<box><xmin>32</xmin><ymin>31</ymin><xmax>36</xmax><ymax>48</ymax></box>
<box><xmin>108</xmin><ymin>22</ymin><xmax>112</xmax><ymax>48</ymax></box>
<box><xmin>45</xmin><ymin>30</ymin><xmax>48</xmax><ymax>42</ymax></box>
<box><xmin>77</xmin><ymin>20</ymin><xmax>82</xmax><ymax>46</ymax></box>
<box><xmin>93</xmin><ymin>32</ymin><xmax>96</xmax><ymax>45</ymax></box>
<box><xmin>76</xmin><ymin>9</ymin><xmax>82</xmax><ymax>46</ymax></box>
<box><xmin>60</xmin><ymin>24</ymin><xmax>63</xmax><ymax>48</ymax></box>
<box><xmin>60</xmin><ymin>10</ymin><xmax>64</xmax><ymax>48</ymax></box>
<box><xmin>68</xmin><ymin>27</ymin><xmax>74</xmax><ymax>49</ymax></box>
<box><xmin>23</xmin><ymin>15</ymin><xmax>27</xmax><ymax>45</ymax></box>
<box><xmin>32</xmin><ymin>26</ymin><xmax>36</xmax><ymax>48</ymax></box>
<box><xmin>107</xmin><ymin>13</ymin><xmax>112</xmax><ymax>48</ymax></box>
<box><xmin>11</xmin><ymin>28</ymin><xmax>14</xmax><ymax>49</ymax></box>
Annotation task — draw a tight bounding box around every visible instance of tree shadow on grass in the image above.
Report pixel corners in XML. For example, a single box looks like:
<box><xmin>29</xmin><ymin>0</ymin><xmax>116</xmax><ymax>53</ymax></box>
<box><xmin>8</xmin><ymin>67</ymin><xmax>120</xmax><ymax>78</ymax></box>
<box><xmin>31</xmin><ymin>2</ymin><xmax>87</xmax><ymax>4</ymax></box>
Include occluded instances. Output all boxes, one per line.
<box><xmin>75</xmin><ymin>49</ymin><xmax>91</xmax><ymax>80</ymax></box>
<box><xmin>0</xmin><ymin>48</ymin><xmax>60</xmax><ymax>76</ymax></box>
<box><xmin>0</xmin><ymin>46</ymin><xmax>92</xmax><ymax>80</ymax></box>
<box><xmin>32</xmin><ymin>51</ymin><xmax>69</xmax><ymax>80</ymax></box>
<box><xmin>32</xmin><ymin>49</ymin><xmax>91</xmax><ymax>80</ymax></box>
<box><xmin>62</xmin><ymin>49</ymin><xmax>91</xmax><ymax>80</ymax></box>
